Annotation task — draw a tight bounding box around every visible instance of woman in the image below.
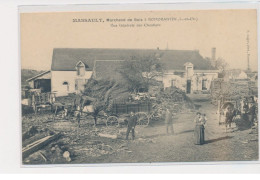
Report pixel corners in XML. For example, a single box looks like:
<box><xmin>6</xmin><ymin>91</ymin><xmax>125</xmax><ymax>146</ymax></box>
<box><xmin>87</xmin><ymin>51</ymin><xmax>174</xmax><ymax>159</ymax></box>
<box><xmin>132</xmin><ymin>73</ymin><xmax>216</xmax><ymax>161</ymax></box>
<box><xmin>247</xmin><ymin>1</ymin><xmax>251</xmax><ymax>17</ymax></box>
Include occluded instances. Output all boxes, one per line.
<box><xmin>194</xmin><ymin>112</ymin><xmax>206</xmax><ymax>145</ymax></box>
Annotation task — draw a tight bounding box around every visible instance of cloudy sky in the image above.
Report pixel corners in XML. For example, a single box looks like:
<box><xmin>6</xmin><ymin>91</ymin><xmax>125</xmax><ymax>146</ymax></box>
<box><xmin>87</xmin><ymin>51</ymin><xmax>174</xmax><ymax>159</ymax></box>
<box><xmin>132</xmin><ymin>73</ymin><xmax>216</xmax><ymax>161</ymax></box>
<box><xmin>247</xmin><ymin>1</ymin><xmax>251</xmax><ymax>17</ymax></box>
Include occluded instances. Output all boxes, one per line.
<box><xmin>21</xmin><ymin>9</ymin><xmax>258</xmax><ymax>71</ymax></box>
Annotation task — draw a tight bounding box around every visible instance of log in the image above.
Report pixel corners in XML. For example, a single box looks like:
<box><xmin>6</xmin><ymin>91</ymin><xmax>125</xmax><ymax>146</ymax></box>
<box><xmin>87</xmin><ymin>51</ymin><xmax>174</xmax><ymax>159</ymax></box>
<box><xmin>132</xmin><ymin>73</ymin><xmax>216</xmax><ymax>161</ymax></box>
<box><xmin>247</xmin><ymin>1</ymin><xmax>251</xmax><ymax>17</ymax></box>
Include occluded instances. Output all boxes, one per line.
<box><xmin>22</xmin><ymin>133</ymin><xmax>61</xmax><ymax>159</ymax></box>
<box><xmin>98</xmin><ymin>133</ymin><xmax>117</xmax><ymax>139</ymax></box>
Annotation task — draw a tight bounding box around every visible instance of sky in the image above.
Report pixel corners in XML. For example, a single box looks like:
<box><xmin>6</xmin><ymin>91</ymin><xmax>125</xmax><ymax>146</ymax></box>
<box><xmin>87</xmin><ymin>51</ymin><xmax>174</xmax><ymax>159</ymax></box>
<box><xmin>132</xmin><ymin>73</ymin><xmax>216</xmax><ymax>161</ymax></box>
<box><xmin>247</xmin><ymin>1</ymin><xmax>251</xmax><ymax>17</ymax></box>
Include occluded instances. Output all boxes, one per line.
<box><xmin>20</xmin><ymin>9</ymin><xmax>258</xmax><ymax>71</ymax></box>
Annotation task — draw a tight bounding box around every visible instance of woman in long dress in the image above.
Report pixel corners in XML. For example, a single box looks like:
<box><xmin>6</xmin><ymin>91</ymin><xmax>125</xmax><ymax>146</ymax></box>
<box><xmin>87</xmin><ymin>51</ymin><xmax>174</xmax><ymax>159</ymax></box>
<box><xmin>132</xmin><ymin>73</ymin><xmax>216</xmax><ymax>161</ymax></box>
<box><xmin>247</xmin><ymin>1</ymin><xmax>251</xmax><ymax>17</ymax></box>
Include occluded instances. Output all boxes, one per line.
<box><xmin>194</xmin><ymin>112</ymin><xmax>206</xmax><ymax>145</ymax></box>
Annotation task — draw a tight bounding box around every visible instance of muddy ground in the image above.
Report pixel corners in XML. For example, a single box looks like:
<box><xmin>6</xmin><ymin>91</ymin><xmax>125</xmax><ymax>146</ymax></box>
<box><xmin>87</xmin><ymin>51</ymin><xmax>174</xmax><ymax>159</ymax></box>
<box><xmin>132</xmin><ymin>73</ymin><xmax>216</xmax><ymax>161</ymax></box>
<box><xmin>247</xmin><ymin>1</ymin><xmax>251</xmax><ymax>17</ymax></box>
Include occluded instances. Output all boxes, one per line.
<box><xmin>22</xmin><ymin>94</ymin><xmax>258</xmax><ymax>164</ymax></box>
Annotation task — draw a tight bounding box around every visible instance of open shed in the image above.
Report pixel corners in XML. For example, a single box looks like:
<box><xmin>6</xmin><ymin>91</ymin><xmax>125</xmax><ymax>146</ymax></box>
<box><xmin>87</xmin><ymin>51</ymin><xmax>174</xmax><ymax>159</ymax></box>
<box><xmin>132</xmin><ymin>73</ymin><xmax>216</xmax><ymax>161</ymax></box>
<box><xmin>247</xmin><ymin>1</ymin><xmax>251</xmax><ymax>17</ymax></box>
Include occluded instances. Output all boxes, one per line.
<box><xmin>26</xmin><ymin>70</ymin><xmax>51</xmax><ymax>93</ymax></box>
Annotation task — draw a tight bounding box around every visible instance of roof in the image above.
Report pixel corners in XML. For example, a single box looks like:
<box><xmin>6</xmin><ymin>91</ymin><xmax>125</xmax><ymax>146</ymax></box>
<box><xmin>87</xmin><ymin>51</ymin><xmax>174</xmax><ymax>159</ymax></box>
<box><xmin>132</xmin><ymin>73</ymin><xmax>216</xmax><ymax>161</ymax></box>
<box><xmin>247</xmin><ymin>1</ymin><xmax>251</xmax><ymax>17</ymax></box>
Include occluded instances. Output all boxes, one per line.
<box><xmin>94</xmin><ymin>60</ymin><xmax>125</xmax><ymax>81</ymax></box>
<box><xmin>26</xmin><ymin>70</ymin><xmax>51</xmax><ymax>82</ymax></box>
<box><xmin>51</xmin><ymin>48</ymin><xmax>216</xmax><ymax>71</ymax></box>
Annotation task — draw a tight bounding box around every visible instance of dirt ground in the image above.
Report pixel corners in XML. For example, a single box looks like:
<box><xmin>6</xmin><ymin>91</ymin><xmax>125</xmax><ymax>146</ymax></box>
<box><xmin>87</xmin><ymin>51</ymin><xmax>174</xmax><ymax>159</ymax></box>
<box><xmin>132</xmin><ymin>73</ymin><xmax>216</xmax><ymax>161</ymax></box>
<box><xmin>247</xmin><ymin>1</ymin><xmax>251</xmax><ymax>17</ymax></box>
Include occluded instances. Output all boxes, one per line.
<box><xmin>22</xmin><ymin>94</ymin><xmax>258</xmax><ymax>164</ymax></box>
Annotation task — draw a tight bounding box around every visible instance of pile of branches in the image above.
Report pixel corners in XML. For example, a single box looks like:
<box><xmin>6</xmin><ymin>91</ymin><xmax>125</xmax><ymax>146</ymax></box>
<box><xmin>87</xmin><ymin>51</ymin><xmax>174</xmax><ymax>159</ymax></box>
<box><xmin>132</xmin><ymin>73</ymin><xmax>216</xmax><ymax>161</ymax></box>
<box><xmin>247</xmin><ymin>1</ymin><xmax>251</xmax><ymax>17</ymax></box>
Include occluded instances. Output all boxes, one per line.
<box><xmin>83</xmin><ymin>78</ymin><xmax>129</xmax><ymax>113</ymax></box>
<box><xmin>149</xmin><ymin>87</ymin><xmax>195</xmax><ymax>121</ymax></box>
<box><xmin>211</xmin><ymin>80</ymin><xmax>250</xmax><ymax>102</ymax></box>
<box><xmin>156</xmin><ymin>87</ymin><xmax>194</xmax><ymax>108</ymax></box>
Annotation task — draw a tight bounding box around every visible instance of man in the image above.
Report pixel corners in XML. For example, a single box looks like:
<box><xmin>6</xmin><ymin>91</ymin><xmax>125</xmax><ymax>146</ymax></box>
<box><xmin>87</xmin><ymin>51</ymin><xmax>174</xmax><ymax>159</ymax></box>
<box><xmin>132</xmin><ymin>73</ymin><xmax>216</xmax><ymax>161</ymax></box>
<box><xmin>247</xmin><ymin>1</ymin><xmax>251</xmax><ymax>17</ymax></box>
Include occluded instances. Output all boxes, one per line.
<box><xmin>126</xmin><ymin>111</ymin><xmax>138</xmax><ymax>140</ymax></box>
<box><xmin>248</xmin><ymin>102</ymin><xmax>256</xmax><ymax>127</ymax></box>
<box><xmin>225</xmin><ymin>106</ymin><xmax>234</xmax><ymax>129</ymax></box>
<box><xmin>165</xmin><ymin>108</ymin><xmax>174</xmax><ymax>134</ymax></box>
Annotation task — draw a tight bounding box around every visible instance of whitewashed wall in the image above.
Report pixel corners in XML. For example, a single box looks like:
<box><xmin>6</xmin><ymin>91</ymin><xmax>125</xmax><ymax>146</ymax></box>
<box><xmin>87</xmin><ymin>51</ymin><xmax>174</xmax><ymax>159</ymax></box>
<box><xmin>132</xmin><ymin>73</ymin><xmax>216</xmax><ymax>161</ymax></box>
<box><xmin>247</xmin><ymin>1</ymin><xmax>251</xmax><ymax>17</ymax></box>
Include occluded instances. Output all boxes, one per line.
<box><xmin>162</xmin><ymin>72</ymin><xmax>218</xmax><ymax>93</ymax></box>
<box><xmin>163</xmin><ymin>74</ymin><xmax>186</xmax><ymax>91</ymax></box>
<box><xmin>191</xmin><ymin>73</ymin><xmax>218</xmax><ymax>92</ymax></box>
<box><xmin>51</xmin><ymin>71</ymin><xmax>93</xmax><ymax>96</ymax></box>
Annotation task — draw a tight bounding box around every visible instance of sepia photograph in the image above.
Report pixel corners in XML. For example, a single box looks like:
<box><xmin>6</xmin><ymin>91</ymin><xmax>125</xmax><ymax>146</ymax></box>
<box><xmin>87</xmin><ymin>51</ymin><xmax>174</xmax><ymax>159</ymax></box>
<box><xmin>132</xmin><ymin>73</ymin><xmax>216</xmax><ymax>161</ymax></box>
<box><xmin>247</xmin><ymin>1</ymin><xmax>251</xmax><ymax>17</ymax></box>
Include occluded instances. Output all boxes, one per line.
<box><xmin>20</xmin><ymin>9</ymin><xmax>258</xmax><ymax>165</ymax></box>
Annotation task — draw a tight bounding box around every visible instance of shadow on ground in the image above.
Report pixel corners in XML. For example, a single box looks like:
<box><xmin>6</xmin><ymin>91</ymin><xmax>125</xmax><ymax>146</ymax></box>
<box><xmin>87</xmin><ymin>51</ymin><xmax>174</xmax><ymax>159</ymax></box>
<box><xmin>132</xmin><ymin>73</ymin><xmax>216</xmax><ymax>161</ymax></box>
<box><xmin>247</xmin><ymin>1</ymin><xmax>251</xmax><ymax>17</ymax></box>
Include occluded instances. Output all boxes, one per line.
<box><xmin>204</xmin><ymin>136</ymin><xmax>233</xmax><ymax>144</ymax></box>
<box><xmin>178</xmin><ymin>129</ymin><xmax>194</xmax><ymax>135</ymax></box>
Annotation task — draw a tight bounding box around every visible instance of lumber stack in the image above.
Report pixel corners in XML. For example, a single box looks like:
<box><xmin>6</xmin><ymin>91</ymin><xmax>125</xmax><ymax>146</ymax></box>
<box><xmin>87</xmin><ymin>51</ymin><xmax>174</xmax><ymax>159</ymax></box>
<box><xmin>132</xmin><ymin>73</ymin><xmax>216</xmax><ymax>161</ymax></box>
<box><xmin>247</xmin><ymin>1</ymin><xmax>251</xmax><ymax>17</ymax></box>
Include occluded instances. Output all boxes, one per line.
<box><xmin>22</xmin><ymin>133</ymin><xmax>61</xmax><ymax>159</ymax></box>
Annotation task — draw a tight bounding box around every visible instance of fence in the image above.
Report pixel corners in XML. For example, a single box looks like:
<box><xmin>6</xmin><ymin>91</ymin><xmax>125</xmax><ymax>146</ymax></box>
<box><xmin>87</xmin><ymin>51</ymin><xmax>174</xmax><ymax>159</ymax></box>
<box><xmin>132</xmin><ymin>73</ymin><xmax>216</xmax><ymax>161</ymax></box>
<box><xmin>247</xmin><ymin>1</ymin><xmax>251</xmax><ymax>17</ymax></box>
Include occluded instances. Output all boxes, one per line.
<box><xmin>111</xmin><ymin>100</ymin><xmax>152</xmax><ymax>114</ymax></box>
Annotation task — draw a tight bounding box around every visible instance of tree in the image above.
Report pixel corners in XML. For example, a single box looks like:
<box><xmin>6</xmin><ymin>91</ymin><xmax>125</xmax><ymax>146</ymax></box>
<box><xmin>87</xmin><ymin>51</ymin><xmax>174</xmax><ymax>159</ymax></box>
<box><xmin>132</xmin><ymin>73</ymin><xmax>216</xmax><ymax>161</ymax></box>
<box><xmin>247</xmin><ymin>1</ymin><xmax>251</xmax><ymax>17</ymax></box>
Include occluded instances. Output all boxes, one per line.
<box><xmin>83</xmin><ymin>78</ymin><xmax>118</xmax><ymax>126</ymax></box>
<box><xmin>215</xmin><ymin>57</ymin><xmax>229</xmax><ymax>71</ymax></box>
<box><xmin>119</xmin><ymin>55</ymin><xmax>163</xmax><ymax>93</ymax></box>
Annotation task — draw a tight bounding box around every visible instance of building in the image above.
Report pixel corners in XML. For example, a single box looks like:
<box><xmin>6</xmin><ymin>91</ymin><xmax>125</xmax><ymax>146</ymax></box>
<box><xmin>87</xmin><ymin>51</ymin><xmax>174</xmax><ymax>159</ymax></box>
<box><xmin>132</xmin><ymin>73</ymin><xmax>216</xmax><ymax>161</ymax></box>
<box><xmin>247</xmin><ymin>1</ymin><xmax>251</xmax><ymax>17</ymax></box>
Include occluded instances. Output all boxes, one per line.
<box><xmin>26</xmin><ymin>70</ymin><xmax>51</xmax><ymax>93</ymax></box>
<box><xmin>26</xmin><ymin>48</ymin><xmax>218</xmax><ymax>96</ymax></box>
<box><xmin>162</xmin><ymin>62</ymin><xmax>219</xmax><ymax>94</ymax></box>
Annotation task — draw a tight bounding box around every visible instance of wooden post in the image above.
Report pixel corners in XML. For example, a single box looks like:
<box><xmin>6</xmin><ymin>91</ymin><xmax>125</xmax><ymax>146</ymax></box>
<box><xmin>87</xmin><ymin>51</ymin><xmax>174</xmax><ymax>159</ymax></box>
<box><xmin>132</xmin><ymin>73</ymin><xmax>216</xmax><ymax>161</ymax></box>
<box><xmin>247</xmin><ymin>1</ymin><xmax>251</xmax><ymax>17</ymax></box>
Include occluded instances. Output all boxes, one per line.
<box><xmin>217</xmin><ymin>100</ymin><xmax>221</xmax><ymax>125</ymax></box>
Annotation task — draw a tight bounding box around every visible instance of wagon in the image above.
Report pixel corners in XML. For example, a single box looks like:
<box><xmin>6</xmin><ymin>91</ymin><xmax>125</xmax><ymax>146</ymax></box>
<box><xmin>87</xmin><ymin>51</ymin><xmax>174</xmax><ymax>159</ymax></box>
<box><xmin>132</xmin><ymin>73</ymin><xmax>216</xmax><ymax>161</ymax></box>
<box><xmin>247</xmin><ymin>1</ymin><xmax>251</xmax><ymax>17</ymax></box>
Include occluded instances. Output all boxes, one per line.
<box><xmin>30</xmin><ymin>91</ymin><xmax>56</xmax><ymax>114</ymax></box>
<box><xmin>52</xmin><ymin>96</ymin><xmax>153</xmax><ymax>127</ymax></box>
<box><xmin>106</xmin><ymin>100</ymin><xmax>153</xmax><ymax>127</ymax></box>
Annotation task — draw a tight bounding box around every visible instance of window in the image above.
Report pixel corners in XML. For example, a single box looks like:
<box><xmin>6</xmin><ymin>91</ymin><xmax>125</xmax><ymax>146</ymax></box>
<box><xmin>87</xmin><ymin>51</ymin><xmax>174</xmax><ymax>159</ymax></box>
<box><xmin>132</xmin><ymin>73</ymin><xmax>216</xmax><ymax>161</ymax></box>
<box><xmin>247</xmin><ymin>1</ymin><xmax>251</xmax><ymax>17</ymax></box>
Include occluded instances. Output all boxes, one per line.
<box><xmin>202</xmin><ymin>79</ymin><xmax>207</xmax><ymax>90</ymax></box>
<box><xmin>77</xmin><ymin>63</ymin><xmax>85</xmax><ymax>76</ymax></box>
<box><xmin>171</xmin><ymin>80</ymin><xmax>176</xmax><ymax>87</ymax></box>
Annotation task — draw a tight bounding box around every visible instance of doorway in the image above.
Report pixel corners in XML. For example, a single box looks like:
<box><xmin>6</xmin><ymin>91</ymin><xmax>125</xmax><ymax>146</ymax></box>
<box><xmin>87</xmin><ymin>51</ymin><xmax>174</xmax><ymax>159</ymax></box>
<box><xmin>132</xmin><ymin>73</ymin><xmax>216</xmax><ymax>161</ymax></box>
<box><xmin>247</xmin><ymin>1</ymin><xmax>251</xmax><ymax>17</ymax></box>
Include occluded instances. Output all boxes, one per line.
<box><xmin>186</xmin><ymin>80</ymin><xmax>191</xmax><ymax>94</ymax></box>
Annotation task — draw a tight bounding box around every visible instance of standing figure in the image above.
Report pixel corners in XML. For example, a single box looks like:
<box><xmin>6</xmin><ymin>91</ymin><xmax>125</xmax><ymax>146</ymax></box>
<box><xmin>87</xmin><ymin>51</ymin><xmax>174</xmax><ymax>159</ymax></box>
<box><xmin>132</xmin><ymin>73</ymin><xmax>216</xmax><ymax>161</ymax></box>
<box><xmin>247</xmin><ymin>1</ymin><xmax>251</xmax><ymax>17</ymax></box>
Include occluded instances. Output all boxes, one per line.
<box><xmin>165</xmin><ymin>108</ymin><xmax>174</xmax><ymax>134</ymax></box>
<box><xmin>201</xmin><ymin>114</ymin><xmax>207</xmax><ymax>126</ymax></box>
<box><xmin>194</xmin><ymin>112</ymin><xmax>205</xmax><ymax>145</ymax></box>
<box><xmin>126</xmin><ymin>112</ymin><xmax>138</xmax><ymax>140</ymax></box>
<box><xmin>225</xmin><ymin>106</ymin><xmax>234</xmax><ymax>132</ymax></box>
<box><xmin>248</xmin><ymin>102</ymin><xmax>256</xmax><ymax>127</ymax></box>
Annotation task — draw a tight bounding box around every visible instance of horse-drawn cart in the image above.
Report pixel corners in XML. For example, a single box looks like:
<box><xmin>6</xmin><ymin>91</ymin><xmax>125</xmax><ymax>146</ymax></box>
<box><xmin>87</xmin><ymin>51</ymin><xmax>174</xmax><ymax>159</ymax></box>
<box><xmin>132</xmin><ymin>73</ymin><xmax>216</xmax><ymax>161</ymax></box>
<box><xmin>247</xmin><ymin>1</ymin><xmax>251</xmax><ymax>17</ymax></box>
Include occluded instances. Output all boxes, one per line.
<box><xmin>109</xmin><ymin>100</ymin><xmax>152</xmax><ymax>127</ymax></box>
<box><xmin>30</xmin><ymin>91</ymin><xmax>56</xmax><ymax>114</ymax></box>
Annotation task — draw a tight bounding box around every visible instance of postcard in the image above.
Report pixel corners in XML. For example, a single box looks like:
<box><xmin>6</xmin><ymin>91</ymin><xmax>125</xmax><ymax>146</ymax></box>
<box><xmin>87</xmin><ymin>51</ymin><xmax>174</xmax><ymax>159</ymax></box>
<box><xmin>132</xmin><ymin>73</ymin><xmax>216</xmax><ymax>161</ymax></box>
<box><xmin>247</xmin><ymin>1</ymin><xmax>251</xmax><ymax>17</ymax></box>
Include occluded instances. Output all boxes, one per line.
<box><xmin>20</xmin><ymin>8</ymin><xmax>258</xmax><ymax>164</ymax></box>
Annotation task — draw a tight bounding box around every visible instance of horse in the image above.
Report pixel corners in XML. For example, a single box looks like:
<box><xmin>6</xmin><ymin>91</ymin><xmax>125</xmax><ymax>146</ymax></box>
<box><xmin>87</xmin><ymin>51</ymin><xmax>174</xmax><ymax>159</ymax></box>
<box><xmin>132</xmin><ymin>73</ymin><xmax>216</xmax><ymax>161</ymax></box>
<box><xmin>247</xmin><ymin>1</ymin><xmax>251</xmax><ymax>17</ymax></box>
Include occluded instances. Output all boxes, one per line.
<box><xmin>219</xmin><ymin>102</ymin><xmax>236</xmax><ymax>132</ymax></box>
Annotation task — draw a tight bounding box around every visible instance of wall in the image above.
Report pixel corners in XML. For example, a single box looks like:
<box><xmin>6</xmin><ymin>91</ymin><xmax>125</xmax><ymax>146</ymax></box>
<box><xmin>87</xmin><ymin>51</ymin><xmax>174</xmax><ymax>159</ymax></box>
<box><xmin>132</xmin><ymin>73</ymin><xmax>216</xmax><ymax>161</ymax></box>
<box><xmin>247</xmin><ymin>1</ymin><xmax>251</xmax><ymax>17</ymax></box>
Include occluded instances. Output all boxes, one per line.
<box><xmin>162</xmin><ymin>71</ymin><xmax>218</xmax><ymax>93</ymax></box>
<box><xmin>51</xmin><ymin>71</ymin><xmax>93</xmax><ymax>96</ymax></box>
<box><xmin>191</xmin><ymin>72</ymin><xmax>218</xmax><ymax>92</ymax></box>
<box><xmin>163</xmin><ymin>74</ymin><xmax>186</xmax><ymax>91</ymax></box>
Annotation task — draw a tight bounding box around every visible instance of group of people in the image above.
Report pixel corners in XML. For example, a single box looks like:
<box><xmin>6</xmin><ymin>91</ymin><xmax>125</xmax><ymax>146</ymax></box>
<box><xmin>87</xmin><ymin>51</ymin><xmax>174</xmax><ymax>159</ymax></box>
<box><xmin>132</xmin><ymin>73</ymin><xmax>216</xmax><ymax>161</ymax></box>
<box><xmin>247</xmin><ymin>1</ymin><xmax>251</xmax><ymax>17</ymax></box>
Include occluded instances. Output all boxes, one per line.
<box><xmin>125</xmin><ymin>108</ymin><xmax>207</xmax><ymax>146</ymax></box>
<box><xmin>240</xmin><ymin>96</ymin><xmax>257</xmax><ymax>127</ymax></box>
<box><xmin>164</xmin><ymin>108</ymin><xmax>207</xmax><ymax>145</ymax></box>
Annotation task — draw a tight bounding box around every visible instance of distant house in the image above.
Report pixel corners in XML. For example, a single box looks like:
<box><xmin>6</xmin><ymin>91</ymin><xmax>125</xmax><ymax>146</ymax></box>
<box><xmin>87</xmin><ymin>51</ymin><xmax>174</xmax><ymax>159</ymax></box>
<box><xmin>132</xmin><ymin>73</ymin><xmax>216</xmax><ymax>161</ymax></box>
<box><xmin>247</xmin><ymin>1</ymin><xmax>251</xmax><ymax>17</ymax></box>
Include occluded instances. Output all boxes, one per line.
<box><xmin>224</xmin><ymin>69</ymin><xmax>248</xmax><ymax>81</ymax></box>
<box><xmin>27</xmin><ymin>48</ymin><xmax>218</xmax><ymax>96</ymax></box>
<box><xmin>162</xmin><ymin>62</ymin><xmax>219</xmax><ymax>94</ymax></box>
<box><xmin>161</xmin><ymin>48</ymin><xmax>219</xmax><ymax>94</ymax></box>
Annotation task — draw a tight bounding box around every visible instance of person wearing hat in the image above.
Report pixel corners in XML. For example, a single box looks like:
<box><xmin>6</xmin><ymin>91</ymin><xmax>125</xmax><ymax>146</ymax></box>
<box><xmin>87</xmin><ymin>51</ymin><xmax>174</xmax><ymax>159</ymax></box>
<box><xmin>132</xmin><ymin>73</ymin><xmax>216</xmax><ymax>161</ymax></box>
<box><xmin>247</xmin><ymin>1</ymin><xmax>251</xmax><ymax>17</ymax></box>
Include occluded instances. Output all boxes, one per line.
<box><xmin>126</xmin><ymin>111</ymin><xmax>138</xmax><ymax>140</ymax></box>
<box><xmin>194</xmin><ymin>112</ymin><xmax>205</xmax><ymax>145</ymax></box>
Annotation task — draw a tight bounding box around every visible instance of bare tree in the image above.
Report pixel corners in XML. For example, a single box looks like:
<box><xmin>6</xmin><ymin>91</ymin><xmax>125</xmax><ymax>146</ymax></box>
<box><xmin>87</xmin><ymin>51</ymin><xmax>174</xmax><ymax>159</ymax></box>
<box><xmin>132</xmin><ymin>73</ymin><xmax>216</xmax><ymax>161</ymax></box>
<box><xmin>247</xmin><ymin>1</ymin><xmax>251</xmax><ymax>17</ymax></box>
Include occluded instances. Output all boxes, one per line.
<box><xmin>119</xmin><ymin>55</ymin><xmax>162</xmax><ymax>93</ymax></box>
<box><xmin>215</xmin><ymin>57</ymin><xmax>229</xmax><ymax>71</ymax></box>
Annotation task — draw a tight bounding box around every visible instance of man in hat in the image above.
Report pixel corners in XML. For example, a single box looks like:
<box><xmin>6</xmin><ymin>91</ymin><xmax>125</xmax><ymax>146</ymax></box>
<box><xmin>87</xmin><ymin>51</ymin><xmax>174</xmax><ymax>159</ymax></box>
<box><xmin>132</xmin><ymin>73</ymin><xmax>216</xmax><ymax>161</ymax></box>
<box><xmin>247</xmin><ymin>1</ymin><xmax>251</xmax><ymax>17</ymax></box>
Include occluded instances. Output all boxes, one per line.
<box><xmin>248</xmin><ymin>102</ymin><xmax>256</xmax><ymax>127</ymax></box>
<box><xmin>126</xmin><ymin>111</ymin><xmax>138</xmax><ymax>140</ymax></box>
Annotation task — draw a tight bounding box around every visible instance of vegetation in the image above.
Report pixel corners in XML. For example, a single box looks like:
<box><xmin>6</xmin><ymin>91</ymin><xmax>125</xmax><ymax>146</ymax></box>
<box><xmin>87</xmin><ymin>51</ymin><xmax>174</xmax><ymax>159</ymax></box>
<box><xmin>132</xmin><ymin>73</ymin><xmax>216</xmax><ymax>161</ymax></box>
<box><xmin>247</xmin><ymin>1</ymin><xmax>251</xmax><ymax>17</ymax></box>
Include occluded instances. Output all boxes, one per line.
<box><xmin>119</xmin><ymin>55</ymin><xmax>162</xmax><ymax>93</ymax></box>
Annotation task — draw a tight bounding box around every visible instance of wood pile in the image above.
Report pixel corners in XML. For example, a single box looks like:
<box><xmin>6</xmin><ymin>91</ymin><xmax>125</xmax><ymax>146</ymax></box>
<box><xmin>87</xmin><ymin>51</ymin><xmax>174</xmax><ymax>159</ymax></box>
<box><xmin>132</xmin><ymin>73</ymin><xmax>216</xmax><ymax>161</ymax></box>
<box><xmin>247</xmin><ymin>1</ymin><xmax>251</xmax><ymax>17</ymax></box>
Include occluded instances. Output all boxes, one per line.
<box><xmin>211</xmin><ymin>79</ymin><xmax>250</xmax><ymax>104</ymax></box>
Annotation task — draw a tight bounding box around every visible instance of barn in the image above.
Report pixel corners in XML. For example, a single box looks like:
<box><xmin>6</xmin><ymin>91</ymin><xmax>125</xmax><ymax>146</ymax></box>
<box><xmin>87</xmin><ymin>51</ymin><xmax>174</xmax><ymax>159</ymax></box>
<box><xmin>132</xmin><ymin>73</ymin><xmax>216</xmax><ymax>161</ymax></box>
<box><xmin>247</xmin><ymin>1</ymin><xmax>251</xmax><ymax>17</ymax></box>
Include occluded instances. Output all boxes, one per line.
<box><xmin>26</xmin><ymin>48</ymin><xmax>219</xmax><ymax>96</ymax></box>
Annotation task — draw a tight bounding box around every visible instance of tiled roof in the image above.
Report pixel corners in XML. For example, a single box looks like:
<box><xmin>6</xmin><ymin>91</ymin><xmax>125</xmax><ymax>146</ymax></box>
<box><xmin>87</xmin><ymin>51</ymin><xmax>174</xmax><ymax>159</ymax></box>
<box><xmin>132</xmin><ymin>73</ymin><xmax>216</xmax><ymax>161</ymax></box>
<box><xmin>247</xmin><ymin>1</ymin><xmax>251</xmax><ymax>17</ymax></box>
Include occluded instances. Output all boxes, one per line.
<box><xmin>51</xmin><ymin>48</ymin><xmax>216</xmax><ymax>71</ymax></box>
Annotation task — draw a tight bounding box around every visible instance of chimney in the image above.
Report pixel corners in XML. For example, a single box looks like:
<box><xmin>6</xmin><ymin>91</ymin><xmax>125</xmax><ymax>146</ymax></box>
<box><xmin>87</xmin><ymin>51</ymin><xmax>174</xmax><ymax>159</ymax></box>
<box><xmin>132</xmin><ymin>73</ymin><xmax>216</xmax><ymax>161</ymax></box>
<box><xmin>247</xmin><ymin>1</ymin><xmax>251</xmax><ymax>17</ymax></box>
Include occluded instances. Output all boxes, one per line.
<box><xmin>211</xmin><ymin>47</ymin><xmax>216</xmax><ymax>61</ymax></box>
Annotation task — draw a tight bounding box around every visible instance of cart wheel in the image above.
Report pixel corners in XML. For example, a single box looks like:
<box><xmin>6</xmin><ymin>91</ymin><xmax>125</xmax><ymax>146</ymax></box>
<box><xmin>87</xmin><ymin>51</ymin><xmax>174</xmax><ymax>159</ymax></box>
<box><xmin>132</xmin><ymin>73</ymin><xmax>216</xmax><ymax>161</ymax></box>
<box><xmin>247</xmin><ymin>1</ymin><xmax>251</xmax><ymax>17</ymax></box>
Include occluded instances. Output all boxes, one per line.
<box><xmin>136</xmin><ymin>112</ymin><xmax>149</xmax><ymax>126</ymax></box>
<box><xmin>106</xmin><ymin>116</ymin><xmax>119</xmax><ymax>127</ymax></box>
